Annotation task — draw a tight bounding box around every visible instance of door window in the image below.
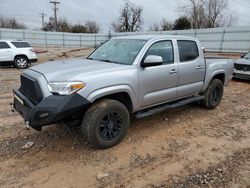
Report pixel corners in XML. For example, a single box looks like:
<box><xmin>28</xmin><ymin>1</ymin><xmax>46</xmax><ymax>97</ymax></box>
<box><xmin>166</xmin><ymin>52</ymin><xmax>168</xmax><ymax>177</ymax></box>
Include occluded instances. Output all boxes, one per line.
<box><xmin>0</xmin><ymin>42</ymin><xmax>11</xmax><ymax>49</ymax></box>
<box><xmin>177</xmin><ymin>40</ymin><xmax>199</xmax><ymax>62</ymax></box>
<box><xmin>145</xmin><ymin>41</ymin><xmax>174</xmax><ymax>64</ymax></box>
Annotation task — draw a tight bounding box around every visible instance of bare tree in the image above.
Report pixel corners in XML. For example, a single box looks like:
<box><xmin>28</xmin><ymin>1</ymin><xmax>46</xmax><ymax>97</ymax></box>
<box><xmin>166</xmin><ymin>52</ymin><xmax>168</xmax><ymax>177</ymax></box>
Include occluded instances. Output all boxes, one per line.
<box><xmin>57</xmin><ymin>19</ymin><xmax>71</xmax><ymax>32</ymax></box>
<box><xmin>42</xmin><ymin>17</ymin><xmax>56</xmax><ymax>31</ymax></box>
<box><xmin>203</xmin><ymin>0</ymin><xmax>229</xmax><ymax>28</ymax></box>
<box><xmin>223</xmin><ymin>11</ymin><xmax>238</xmax><ymax>27</ymax></box>
<box><xmin>160</xmin><ymin>18</ymin><xmax>174</xmax><ymax>30</ymax></box>
<box><xmin>42</xmin><ymin>18</ymin><xmax>99</xmax><ymax>33</ymax></box>
<box><xmin>0</xmin><ymin>17</ymin><xmax>26</xmax><ymax>29</ymax></box>
<box><xmin>180</xmin><ymin>0</ymin><xmax>237</xmax><ymax>28</ymax></box>
<box><xmin>149</xmin><ymin>23</ymin><xmax>160</xmax><ymax>31</ymax></box>
<box><xmin>85</xmin><ymin>20</ymin><xmax>100</xmax><ymax>33</ymax></box>
<box><xmin>43</xmin><ymin>17</ymin><xmax>72</xmax><ymax>32</ymax></box>
<box><xmin>180</xmin><ymin>0</ymin><xmax>205</xmax><ymax>29</ymax></box>
<box><xmin>112</xmin><ymin>0</ymin><xmax>143</xmax><ymax>32</ymax></box>
<box><xmin>71</xmin><ymin>24</ymin><xmax>87</xmax><ymax>33</ymax></box>
<box><xmin>149</xmin><ymin>18</ymin><xmax>173</xmax><ymax>31</ymax></box>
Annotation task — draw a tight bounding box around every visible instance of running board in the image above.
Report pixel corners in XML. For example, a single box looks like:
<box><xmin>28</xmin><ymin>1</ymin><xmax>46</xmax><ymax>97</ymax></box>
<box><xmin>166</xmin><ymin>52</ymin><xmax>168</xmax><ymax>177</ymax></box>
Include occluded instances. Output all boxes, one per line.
<box><xmin>135</xmin><ymin>96</ymin><xmax>204</xmax><ymax>119</ymax></box>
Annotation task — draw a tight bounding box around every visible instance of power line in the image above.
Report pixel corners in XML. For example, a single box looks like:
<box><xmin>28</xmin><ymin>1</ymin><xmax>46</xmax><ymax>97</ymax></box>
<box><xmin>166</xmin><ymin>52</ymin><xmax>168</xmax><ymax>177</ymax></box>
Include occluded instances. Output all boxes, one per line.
<box><xmin>231</xmin><ymin>0</ymin><xmax>250</xmax><ymax>9</ymax></box>
<box><xmin>50</xmin><ymin>1</ymin><xmax>60</xmax><ymax>31</ymax></box>
<box><xmin>0</xmin><ymin>13</ymin><xmax>40</xmax><ymax>18</ymax></box>
<box><xmin>39</xmin><ymin>13</ymin><xmax>47</xmax><ymax>28</ymax></box>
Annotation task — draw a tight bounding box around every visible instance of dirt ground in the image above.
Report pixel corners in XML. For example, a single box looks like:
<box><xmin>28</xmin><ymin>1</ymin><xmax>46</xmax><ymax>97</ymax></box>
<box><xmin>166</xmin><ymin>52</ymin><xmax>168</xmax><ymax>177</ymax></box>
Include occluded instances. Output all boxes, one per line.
<box><xmin>0</xmin><ymin>48</ymin><xmax>250</xmax><ymax>188</ymax></box>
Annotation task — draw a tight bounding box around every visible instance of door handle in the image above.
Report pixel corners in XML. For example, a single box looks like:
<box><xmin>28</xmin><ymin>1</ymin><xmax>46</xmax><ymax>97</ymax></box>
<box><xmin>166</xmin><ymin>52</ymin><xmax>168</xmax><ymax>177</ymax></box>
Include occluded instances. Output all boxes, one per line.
<box><xmin>196</xmin><ymin>65</ymin><xmax>204</xmax><ymax>70</ymax></box>
<box><xmin>169</xmin><ymin>69</ymin><xmax>178</xmax><ymax>74</ymax></box>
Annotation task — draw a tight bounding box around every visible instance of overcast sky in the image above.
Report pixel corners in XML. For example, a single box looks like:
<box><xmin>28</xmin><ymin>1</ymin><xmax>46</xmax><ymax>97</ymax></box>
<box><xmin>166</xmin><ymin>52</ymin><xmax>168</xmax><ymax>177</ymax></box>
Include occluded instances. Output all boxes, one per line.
<box><xmin>1</xmin><ymin>0</ymin><xmax>250</xmax><ymax>32</ymax></box>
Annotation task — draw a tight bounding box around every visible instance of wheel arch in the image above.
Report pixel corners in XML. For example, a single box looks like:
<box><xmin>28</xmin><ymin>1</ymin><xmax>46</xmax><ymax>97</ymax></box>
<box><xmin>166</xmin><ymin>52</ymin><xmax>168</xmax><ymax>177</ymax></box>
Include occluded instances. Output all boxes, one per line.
<box><xmin>202</xmin><ymin>70</ymin><xmax>226</xmax><ymax>92</ymax></box>
<box><xmin>14</xmin><ymin>54</ymin><xmax>29</xmax><ymax>61</ymax></box>
<box><xmin>212</xmin><ymin>73</ymin><xmax>225</xmax><ymax>84</ymax></box>
<box><xmin>86</xmin><ymin>85</ymin><xmax>137</xmax><ymax>113</ymax></box>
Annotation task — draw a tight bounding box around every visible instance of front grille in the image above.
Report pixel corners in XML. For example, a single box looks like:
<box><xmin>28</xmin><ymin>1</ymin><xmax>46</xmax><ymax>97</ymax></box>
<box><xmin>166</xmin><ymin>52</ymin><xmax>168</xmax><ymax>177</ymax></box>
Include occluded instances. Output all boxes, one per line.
<box><xmin>234</xmin><ymin>64</ymin><xmax>250</xmax><ymax>71</ymax></box>
<box><xmin>19</xmin><ymin>75</ymin><xmax>43</xmax><ymax>104</ymax></box>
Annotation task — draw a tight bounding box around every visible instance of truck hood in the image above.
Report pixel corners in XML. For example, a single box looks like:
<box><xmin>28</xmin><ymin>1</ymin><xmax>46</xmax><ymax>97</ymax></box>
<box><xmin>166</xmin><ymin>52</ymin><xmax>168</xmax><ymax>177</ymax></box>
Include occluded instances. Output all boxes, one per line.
<box><xmin>30</xmin><ymin>58</ymin><xmax>128</xmax><ymax>82</ymax></box>
<box><xmin>235</xmin><ymin>58</ymin><xmax>250</xmax><ymax>65</ymax></box>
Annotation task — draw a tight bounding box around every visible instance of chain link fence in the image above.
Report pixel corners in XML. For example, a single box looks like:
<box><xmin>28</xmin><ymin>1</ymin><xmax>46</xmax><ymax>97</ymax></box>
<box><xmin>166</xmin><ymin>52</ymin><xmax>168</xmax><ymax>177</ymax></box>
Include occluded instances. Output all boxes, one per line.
<box><xmin>1</xmin><ymin>26</ymin><xmax>250</xmax><ymax>52</ymax></box>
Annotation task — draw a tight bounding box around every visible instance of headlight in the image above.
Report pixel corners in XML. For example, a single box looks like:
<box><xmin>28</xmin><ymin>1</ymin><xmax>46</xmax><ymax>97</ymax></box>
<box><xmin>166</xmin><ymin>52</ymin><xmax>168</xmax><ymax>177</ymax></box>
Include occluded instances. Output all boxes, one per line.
<box><xmin>47</xmin><ymin>81</ymin><xmax>85</xmax><ymax>95</ymax></box>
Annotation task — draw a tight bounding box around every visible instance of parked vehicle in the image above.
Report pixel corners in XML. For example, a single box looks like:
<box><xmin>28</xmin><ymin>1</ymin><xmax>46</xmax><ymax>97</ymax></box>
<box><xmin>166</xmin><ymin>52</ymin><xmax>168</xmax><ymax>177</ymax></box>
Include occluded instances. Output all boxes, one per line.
<box><xmin>0</xmin><ymin>40</ymin><xmax>37</xmax><ymax>69</ymax></box>
<box><xmin>12</xmin><ymin>35</ymin><xmax>234</xmax><ymax>149</ymax></box>
<box><xmin>234</xmin><ymin>52</ymin><xmax>250</xmax><ymax>80</ymax></box>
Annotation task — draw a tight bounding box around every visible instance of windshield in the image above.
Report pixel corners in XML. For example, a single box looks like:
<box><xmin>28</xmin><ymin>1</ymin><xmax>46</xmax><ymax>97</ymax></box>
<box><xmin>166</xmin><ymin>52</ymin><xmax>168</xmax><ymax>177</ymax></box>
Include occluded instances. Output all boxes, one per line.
<box><xmin>88</xmin><ymin>39</ymin><xmax>147</xmax><ymax>65</ymax></box>
<box><xmin>244</xmin><ymin>53</ymin><xmax>250</xmax><ymax>59</ymax></box>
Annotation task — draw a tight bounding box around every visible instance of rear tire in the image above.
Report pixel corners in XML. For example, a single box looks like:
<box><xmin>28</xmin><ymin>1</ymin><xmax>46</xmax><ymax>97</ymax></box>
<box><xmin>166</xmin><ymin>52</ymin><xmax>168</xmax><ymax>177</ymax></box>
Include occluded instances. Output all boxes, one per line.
<box><xmin>14</xmin><ymin>56</ymin><xmax>29</xmax><ymax>69</ymax></box>
<box><xmin>82</xmin><ymin>99</ymin><xmax>130</xmax><ymax>149</ymax></box>
<box><xmin>203</xmin><ymin>79</ymin><xmax>224</xmax><ymax>109</ymax></box>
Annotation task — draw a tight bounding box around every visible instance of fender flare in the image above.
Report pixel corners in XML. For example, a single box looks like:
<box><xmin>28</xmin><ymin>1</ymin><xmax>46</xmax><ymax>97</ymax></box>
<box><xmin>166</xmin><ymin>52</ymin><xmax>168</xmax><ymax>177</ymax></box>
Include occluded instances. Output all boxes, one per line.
<box><xmin>202</xmin><ymin>69</ymin><xmax>226</xmax><ymax>92</ymax></box>
<box><xmin>87</xmin><ymin>85</ymin><xmax>138</xmax><ymax>111</ymax></box>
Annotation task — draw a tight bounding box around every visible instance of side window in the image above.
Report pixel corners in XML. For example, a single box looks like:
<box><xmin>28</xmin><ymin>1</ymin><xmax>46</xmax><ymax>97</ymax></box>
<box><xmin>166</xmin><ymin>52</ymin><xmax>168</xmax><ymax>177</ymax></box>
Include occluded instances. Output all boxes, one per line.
<box><xmin>0</xmin><ymin>42</ymin><xmax>11</xmax><ymax>49</ymax></box>
<box><xmin>145</xmin><ymin>41</ymin><xmax>174</xmax><ymax>64</ymax></box>
<box><xmin>11</xmin><ymin>42</ymin><xmax>31</xmax><ymax>48</ymax></box>
<box><xmin>177</xmin><ymin>40</ymin><xmax>199</xmax><ymax>62</ymax></box>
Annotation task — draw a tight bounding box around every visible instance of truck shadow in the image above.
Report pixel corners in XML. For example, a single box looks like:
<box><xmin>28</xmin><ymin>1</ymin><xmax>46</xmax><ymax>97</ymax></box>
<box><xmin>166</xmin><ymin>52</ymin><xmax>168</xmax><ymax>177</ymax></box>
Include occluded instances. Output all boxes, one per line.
<box><xmin>0</xmin><ymin>103</ymin><xmax>205</xmax><ymax>162</ymax></box>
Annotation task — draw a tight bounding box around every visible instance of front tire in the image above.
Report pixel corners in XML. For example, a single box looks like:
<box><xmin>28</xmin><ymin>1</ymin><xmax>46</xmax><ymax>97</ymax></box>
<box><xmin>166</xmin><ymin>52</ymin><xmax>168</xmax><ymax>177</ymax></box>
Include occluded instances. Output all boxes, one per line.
<box><xmin>14</xmin><ymin>56</ymin><xmax>29</xmax><ymax>69</ymax></box>
<box><xmin>203</xmin><ymin>79</ymin><xmax>224</xmax><ymax>109</ymax></box>
<box><xmin>82</xmin><ymin>99</ymin><xmax>130</xmax><ymax>149</ymax></box>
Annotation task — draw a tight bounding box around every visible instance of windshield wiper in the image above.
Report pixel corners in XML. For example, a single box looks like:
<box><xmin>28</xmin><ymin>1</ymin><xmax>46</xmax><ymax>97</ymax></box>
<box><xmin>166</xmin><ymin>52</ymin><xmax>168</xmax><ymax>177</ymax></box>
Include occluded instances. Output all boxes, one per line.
<box><xmin>98</xmin><ymin>59</ymin><xmax>120</xmax><ymax>64</ymax></box>
<box><xmin>87</xmin><ymin>57</ymin><xmax>120</xmax><ymax>64</ymax></box>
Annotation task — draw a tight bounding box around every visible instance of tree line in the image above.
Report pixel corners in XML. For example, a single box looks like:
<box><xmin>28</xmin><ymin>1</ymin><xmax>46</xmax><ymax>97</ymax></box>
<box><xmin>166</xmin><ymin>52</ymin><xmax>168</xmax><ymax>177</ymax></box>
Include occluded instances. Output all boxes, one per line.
<box><xmin>42</xmin><ymin>17</ymin><xmax>99</xmax><ymax>33</ymax></box>
<box><xmin>0</xmin><ymin>0</ymin><xmax>237</xmax><ymax>33</ymax></box>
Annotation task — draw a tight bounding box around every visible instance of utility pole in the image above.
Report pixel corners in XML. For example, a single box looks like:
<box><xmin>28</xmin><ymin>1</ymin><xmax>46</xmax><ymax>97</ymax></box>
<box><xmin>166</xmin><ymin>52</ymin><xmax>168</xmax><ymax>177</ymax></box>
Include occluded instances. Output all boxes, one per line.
<box><xmin>50</xmin><ymin>1</ymin><xmax>60</xmax><ymax>31</ymax></box>
<box><xmin>39</xmin><ymin>13</ymin><xmax>47</xmax><ymax>29</ymax></box>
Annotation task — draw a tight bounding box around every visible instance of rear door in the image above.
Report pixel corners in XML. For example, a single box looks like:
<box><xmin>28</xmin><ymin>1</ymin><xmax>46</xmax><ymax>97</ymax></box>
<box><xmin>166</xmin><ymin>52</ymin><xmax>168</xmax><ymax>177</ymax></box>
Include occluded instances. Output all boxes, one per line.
<box><xmin>0</xmin><ymin>42</ymin><xmax>13</xmax><ymax>62</ymax></box>
<box><xmin>139</xmin><ymin>40</ymin><xmax>178</xmax><ymax>108</ymax></box>
<box><xmin>177</xmin><ymin>40</ymin><xmax>205</xmax><ymax>98</ymax></box>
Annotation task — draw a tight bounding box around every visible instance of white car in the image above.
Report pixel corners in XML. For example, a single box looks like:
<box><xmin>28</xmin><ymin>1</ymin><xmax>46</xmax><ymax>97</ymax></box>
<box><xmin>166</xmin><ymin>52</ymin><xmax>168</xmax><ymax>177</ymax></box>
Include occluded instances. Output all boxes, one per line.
<box><xmin>0</xmin><ymin>40</ymin><xmax>37</xmax><ymax>69</ymax></box>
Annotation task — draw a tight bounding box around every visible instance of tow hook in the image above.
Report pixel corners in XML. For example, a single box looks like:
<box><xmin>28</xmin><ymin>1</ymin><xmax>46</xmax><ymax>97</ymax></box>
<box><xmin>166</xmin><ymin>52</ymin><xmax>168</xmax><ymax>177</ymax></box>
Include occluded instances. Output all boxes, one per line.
<box><xmin>25</xmin><ymin>121</ymin><xmax>31</xmax><ymax>130</ymax></box>
<box><xmin>10</xmin><ymin>102</ymin><xmax>15</xmax><ymax>112</ymax></box>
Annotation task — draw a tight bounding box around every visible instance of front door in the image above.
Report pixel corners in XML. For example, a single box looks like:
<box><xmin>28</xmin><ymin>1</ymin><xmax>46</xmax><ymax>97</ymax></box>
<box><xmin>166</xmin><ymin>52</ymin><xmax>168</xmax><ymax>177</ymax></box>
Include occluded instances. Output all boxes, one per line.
<box><xmin>139</xmin><ymin>40</ymin><xmax>178</xmax><ymax>108</ymax></box>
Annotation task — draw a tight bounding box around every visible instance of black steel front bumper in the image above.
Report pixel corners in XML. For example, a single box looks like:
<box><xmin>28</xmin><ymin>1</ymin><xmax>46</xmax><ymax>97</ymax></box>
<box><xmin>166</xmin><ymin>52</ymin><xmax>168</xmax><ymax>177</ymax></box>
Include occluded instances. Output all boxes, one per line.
<box><xmin>13</xmin><ymin>89</ymin><xmax>91</xmax><ymax>131</ymax></box>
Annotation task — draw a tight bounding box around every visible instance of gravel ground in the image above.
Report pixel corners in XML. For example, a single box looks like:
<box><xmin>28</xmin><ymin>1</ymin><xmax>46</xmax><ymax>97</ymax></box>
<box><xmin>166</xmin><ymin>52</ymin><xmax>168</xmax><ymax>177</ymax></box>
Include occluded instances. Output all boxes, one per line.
<box><xmin>0</xmin><ymin>48</ymin><xmax>250</xmax><ymax>187</ymax></box>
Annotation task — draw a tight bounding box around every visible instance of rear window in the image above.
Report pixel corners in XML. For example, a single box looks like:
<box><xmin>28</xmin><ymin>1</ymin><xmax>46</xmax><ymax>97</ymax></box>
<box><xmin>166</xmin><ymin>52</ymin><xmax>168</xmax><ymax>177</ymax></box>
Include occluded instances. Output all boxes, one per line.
<box><xmin>177</xmin><ymin>40</ymin><xmax>199</xmax><ymax>62</ymax></box>
<box><xmin>11</xmin><ymin>42</ymin><xmax>31</xmax><ymax>48</ymax></box>
<box><xmin>0</xmin><ymin>42</ymin><xmax>11</xmax><ymax>49</ymax></box>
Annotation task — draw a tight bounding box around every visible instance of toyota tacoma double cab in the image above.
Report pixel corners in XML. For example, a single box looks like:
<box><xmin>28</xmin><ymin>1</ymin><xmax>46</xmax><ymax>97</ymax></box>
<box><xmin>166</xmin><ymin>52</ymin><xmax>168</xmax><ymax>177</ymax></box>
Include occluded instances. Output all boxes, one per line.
<box><xmin>0</xmin><ymin>40</ymin><xmax>37</xmax><ymax>69</ymax></box>
<box><xmin>12</xmin><ymin>35</ymin><xmax>234</xmax><ymax>149</ymax></box>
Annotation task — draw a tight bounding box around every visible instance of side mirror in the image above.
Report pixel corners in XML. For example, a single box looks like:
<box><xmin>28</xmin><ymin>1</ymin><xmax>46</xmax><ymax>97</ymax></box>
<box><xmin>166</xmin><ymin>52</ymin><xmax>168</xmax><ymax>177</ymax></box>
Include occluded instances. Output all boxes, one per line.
<box><xmin>240</xmin><ymin>53</ymin><xmax>246</xmax><ymax>58</ymax></box>
<box><xmin>202</xmin><ymin>46</ymin><xmax>205</xmax><ymax>53</ymax></box>
<box><xmin>94</xmin><ymin>41</ymin><xmax>107</xmax><ymax>49</ymax></box>
<box><xmin>141</xmin><ymin>55</ymin><xmax>163</xmax><ymax>68</ymax></box>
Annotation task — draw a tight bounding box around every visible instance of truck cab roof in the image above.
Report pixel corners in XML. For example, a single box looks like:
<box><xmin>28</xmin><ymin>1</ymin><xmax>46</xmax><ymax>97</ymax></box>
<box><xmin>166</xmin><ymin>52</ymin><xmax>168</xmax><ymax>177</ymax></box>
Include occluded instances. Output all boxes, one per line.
<box><xmin>113</xmin><ymin>35</ymin><xmax>197</xmax><ymax>41</ymax></box>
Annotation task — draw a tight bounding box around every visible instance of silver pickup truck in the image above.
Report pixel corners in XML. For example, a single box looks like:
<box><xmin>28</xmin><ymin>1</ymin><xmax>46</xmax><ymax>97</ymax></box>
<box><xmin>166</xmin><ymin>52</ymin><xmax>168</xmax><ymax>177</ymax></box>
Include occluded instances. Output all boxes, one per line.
<box><xmin>13</xmin><ymin>35</ymin><xmax>233</xmax><ymax>148</ymax></box>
